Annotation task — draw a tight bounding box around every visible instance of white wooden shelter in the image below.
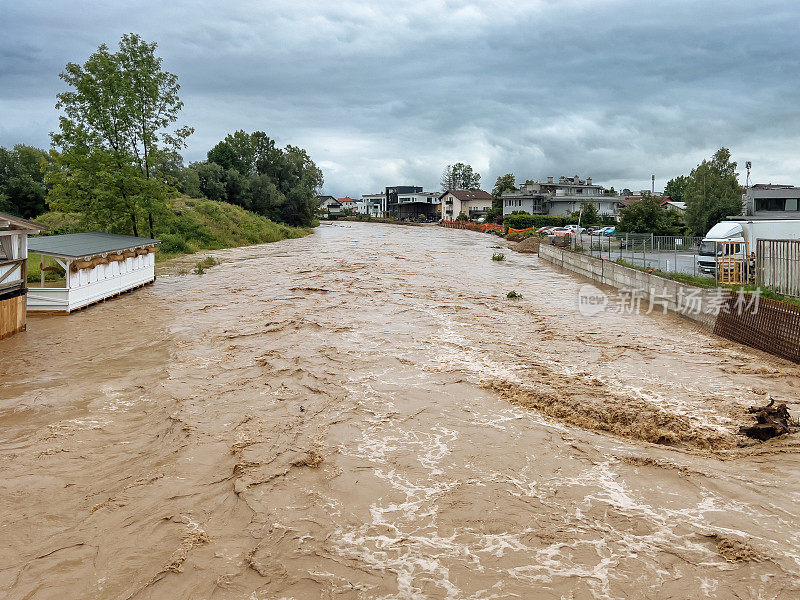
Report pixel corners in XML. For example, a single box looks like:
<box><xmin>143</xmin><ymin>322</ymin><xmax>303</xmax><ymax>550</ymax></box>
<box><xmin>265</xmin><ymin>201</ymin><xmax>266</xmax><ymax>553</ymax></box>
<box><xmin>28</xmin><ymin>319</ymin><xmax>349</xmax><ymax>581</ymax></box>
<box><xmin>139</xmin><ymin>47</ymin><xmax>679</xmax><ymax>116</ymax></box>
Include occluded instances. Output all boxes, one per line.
<box><xmin>27</xmin><ymin>233</ymin><xmax>160</xmax><ymax>313</ymax></box>
<box><xmin>0</xmin><ymin>212</ymin><xmax>42</xmax><ymax>339</ymax></box>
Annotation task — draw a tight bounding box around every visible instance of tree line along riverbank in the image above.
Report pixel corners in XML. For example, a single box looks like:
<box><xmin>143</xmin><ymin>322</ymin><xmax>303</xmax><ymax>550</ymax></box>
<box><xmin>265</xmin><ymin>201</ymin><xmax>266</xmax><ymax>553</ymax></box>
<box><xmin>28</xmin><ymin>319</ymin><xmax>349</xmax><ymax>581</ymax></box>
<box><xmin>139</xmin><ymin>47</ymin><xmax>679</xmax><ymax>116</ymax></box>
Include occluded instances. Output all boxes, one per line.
<box><xmin>26</xmin><ymin>195</ymin><xmax>314</xmax><ymax>283</ymax></box>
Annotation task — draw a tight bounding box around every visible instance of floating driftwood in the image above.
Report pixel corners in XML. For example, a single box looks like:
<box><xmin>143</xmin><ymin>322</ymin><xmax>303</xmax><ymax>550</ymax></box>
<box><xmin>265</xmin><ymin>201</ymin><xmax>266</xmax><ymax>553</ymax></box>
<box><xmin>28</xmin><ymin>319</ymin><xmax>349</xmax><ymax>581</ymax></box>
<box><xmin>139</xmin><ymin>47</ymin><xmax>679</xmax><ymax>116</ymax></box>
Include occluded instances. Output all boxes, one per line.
<box><xmin>739</xmin><ymin>398</ymin><xmax>793</xmax><ymax>441</ymax></box>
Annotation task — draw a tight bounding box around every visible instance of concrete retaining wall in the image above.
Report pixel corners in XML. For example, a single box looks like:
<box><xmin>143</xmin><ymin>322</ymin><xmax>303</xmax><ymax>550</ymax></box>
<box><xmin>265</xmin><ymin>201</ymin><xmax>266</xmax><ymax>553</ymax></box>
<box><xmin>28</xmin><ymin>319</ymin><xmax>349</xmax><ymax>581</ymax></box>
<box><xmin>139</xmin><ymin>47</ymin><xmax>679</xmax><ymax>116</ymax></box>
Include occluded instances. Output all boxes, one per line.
<box><xmin>539</xmin><ymin>244</ymin><xmax>717</xmax><ymax>328</ymax></box>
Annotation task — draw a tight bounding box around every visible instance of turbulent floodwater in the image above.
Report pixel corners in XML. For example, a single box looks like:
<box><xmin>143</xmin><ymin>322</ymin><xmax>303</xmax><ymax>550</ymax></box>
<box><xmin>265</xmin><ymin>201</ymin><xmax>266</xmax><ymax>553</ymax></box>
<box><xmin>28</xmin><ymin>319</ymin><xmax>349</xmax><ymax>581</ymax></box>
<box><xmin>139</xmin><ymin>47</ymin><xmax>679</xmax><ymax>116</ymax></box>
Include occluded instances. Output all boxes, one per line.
<box><xmin>2</xmin><ymin>222</ymin><xmax>800</xmax><ymax>600</ymax></box>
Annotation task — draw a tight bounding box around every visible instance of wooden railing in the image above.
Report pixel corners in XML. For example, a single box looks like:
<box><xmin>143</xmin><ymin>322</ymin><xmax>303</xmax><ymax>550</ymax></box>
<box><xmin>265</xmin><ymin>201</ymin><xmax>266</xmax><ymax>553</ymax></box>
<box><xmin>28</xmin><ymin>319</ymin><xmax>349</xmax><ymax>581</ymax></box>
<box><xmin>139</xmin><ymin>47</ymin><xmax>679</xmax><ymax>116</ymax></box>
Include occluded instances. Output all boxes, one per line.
<box><xmin>0</xmin><ymin>258</ymin><xmax>26</xmax><ymax>293</ymax></box>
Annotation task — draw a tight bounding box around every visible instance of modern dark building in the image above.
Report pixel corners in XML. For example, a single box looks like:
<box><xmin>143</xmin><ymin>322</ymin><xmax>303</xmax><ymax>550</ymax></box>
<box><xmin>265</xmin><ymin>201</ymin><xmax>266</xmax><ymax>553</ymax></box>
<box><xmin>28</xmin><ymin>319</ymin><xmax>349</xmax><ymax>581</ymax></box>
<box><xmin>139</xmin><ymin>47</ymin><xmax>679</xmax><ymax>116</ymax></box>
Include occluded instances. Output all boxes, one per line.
<box><xmin>385</xmin><ymin>186</ymin><xmax>440</xmax><ymax>220</ymax></box>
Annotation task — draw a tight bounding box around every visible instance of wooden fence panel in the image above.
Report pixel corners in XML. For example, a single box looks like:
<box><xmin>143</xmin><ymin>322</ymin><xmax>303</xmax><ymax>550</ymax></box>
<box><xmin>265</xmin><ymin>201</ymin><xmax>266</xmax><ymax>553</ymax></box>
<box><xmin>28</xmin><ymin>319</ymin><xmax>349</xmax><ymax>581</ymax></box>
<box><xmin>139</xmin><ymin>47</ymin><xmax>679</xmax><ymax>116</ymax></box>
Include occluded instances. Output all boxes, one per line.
<box><xmin>0</xmin><ymin>292</ymin><xmax>26</xmax><ymax>340</ymax></box>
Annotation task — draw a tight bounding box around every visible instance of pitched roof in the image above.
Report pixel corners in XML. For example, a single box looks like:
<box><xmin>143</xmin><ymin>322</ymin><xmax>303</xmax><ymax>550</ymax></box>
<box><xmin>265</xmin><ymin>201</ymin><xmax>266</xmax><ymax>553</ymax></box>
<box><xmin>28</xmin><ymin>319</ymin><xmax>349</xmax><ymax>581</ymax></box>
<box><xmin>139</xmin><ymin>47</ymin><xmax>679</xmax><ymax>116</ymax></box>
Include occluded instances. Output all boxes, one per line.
<box><xmin>439</xmin><ymin>189</ymin><xmax>493</xmax><ymax>201</ymax></box>
<box><xmin>28</xmin><ymin>232</ymin><xmax>160</xmax><ymax>259</ymax></box>
<box><xmin>338</xmin><ymin>197</ymin><xmax>356</xmax><ymax>203</ymax></box>
<box><xmin>0</xmin><ymin>211</ymin><xmax>43</xmax><ymax>232</ymax></box>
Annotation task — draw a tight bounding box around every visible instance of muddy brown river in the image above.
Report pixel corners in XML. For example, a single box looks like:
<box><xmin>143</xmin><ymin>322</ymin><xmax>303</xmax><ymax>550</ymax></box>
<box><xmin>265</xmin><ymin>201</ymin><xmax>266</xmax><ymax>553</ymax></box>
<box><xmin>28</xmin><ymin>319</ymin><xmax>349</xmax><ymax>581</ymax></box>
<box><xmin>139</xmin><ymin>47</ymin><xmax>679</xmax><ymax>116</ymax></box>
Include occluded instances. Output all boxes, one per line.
<box><xmin>2</xmin><ymin>221</ymin><xmax>800</xmax><ymax>599</ymax></box>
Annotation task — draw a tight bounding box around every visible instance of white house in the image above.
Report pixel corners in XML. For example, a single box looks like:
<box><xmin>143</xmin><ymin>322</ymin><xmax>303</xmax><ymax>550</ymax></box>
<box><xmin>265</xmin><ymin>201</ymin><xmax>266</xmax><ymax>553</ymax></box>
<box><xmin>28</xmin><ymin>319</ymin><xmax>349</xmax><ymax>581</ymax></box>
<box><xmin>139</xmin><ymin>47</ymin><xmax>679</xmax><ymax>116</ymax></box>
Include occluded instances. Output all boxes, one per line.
<box><xmin>440</xmin><ymin>189</ymin><xmax>493</xmax><ymax>220</ymax></box>
<box><xmin>338</xmin><ymin>197</ymin><xmax>357</xmax><ymax>212</ymax></box>
<box><xmin>502</xmin><ymin>176</ymin><xmax>621</xmax><ymax>218</ymax></box>
<box><xmin>0</xmin><ymin>212</ymin><xmax>42</xmax><ymax>339</ymax></box>
<box><xmin>358</xmin><ymin>193</ymin><xmax>384</xmax><ymax>217</ymax></box>
<box><xmin>318</xmin><ymin>196</ymin><xmax>342</xmax><ymax>217</ymax></box>
<box><xmin>26</xmin><ymin>233</ymin><xmax>159</xmax><ymax>313</ymax></box>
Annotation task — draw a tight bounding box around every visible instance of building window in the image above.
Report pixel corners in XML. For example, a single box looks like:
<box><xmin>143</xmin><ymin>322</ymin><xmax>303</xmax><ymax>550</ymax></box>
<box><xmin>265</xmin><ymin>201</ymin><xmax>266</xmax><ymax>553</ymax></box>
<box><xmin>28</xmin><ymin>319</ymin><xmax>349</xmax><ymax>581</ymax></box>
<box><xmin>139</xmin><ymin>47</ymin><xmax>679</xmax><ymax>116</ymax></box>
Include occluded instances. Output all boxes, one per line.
<box><xmin>756</xmin><ymin>197</ymin><xmax>792</xmax><ymax>211</ymax></box>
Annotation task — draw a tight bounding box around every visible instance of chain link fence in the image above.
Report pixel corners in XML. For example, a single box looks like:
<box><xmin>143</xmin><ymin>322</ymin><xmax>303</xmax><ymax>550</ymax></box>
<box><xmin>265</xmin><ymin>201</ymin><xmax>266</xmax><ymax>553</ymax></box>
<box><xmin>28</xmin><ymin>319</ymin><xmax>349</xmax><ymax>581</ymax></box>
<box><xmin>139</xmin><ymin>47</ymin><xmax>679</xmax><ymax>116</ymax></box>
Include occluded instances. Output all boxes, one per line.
<box><xmin>575</xmin><ymin>232</ymin><xmax>707</xmax><ymax>278</ymax></box>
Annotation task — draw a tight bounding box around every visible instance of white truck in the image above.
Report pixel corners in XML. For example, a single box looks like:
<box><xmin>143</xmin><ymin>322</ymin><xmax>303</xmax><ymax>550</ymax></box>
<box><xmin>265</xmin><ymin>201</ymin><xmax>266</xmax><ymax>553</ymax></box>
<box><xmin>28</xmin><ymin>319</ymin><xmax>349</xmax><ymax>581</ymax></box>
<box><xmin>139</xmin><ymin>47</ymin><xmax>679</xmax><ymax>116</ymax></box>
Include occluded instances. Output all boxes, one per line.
<box><xmin>697</xmin><ymin>218</ymin><xmax>800</xmax><ymax>274</ymax></box>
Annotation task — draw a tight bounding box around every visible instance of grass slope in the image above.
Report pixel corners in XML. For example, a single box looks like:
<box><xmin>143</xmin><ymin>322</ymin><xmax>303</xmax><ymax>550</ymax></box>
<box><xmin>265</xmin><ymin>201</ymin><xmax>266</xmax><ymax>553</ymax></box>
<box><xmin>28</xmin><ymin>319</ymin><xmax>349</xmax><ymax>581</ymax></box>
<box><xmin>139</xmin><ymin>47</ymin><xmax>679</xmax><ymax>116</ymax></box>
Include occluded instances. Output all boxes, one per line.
<box><xmin>28</xmin><ymin>196</ymin><xmax>313</xmax><ymax>281</ymax></box>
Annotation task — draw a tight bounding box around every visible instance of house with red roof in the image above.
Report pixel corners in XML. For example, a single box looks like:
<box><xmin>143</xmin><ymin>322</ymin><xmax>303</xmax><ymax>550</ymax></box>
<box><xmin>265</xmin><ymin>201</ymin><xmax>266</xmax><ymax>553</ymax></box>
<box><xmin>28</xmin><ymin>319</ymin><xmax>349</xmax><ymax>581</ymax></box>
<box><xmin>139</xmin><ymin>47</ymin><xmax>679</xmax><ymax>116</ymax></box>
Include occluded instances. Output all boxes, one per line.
<box><xmin>338</xmin><ymin>197</ymin><xmax>357</xmax><ymax>211</ymax></box>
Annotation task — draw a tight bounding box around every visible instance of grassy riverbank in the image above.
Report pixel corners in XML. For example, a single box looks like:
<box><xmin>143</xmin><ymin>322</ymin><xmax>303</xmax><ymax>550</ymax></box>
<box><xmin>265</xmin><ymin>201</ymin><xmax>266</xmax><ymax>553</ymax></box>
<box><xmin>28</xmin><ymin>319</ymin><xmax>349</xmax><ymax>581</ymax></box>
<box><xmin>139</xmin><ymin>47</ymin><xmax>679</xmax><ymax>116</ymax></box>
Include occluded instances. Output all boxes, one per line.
<box><xmin>28</xmin><ymin>196</ymin><xmax>314</xmax><ymax>281</ymax></box>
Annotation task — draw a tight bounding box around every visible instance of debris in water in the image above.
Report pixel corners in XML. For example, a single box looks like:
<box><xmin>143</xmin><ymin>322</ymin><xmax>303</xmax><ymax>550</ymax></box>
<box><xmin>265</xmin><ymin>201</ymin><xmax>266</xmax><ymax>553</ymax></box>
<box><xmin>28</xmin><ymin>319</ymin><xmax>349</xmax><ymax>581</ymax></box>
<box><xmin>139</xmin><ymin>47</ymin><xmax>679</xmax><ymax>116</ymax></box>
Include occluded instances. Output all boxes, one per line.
<box><xmin>702</xmin><ymin>533</ymin><xmax>763</xmax><ymax>563</ymax></box>
<box><xmin>739</xmin><ymin>398</ymin><xmax>793</xmax><ymax>441</ymax></box>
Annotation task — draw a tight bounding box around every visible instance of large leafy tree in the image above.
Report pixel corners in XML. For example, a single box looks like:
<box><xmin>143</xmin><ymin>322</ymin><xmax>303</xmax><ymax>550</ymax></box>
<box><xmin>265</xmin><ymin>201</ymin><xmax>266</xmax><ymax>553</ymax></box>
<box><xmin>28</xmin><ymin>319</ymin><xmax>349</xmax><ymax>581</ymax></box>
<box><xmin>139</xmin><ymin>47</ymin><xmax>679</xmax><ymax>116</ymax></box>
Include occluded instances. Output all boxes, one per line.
<box><xmin>683</xmin><ymin>148</ymin><xmax>743</xmax><ymax>235</ymax></box>
<box><xmin>618</xmin><ymin>192</ymin><xmax>683</xmax><ymax>235</ymax></box>
<box><xmin>48</xmin><ymin>33</ymin><xmax>192</xmax><ymax>237</ymax></box>
<box><xmin>197</xmin><ymin>131</ymin><xmax>323</xmax><ymax>226</ymax></box>
<box><xmin>0</xmin><ymin>145</ymin><xmax>49</xmax><ymax>218</ymax></box>
<box><xmin>490</xmin><ymin>173</ymin><xmax>516</xmax><ymax>213</ymax></box>
<box><xmin>664</xmin><ymin>175</ymin><xmax>689</xmax><ymax>203</ymax></box>
<box><xmin>441</xmin><ymin>162</ymin><xmax>481</xmax><ymax>191</ymax></box>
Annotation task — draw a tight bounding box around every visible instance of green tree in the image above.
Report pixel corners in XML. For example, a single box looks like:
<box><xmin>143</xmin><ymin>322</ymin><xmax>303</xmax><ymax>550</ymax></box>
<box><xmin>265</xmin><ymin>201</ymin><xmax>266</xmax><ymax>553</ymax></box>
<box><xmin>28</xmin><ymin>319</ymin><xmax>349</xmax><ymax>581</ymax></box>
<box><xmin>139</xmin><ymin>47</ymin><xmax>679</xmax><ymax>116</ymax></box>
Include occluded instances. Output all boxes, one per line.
<box><xmin>177</xmin><ymin>166</ymin><xmax>202</xmax><ymax>198</ymax></box>
<box><xmin>570</xmin><ymin>201</ymin><xmax>599</xmax><ymax>226</ymax></box>
<box><xmin>664</xmin><ymin>175</ymin><xmax>689</xmax><ymax>203</ymax></box>
<box><xmin>247</xmin><ymin>174</ymin><xmax>284</xmax><ymax>220</ymax></box>
<box><xmin>0</xmin><ymin>145</ymin><xmax>49</xmax><ymax>218</ymax></box>
<box><xmin>618</xmin><ymin>192</ymin><xmax>682</xmax><ymax>234</ymax></box>
<box><xmin>204</xmin><ymin>131</ymin><xmax>322</xmax><ymax>226</ymax></box>
<box><xmin>441</xmin><ymin>162</ymin><xmax>481</xmax><ymax>190</ymax></box>
<box><xmin>48</xmin><ymin>33</ymin><xmax>192</xmax><ymax>237</ymax></box>
<box><xmin>683</xmin><ymin>148</ymin><xmax>743</xmax><ymax>235</ymax></box>
<box><xmin>490</xmin><ymin>173</ymin><xmax>516</xmax><ymax>215</ymax></box>
<box><xmin>192</xmin><ymin>162</ymin><xmax>227</xmax><ymax>202</ymax></box>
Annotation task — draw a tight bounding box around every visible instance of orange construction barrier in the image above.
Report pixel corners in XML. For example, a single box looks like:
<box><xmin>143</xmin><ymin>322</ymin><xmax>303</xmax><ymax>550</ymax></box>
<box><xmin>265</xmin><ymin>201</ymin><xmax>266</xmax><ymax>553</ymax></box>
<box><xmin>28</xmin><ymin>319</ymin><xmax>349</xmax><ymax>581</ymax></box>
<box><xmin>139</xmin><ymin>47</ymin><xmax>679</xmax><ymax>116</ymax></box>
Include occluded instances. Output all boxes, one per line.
<box><xmin>507</xmin><ymin>227</ymin><xmax>537</xmax><ymax>235</ymax></box>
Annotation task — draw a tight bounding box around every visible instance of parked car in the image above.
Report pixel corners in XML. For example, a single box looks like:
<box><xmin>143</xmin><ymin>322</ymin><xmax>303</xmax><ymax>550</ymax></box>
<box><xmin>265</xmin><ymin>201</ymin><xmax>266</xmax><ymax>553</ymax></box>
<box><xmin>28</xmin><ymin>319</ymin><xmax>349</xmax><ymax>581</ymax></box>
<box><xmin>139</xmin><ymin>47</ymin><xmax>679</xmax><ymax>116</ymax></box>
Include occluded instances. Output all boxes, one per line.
<box><xmin>598</xmin><ymin>226</ymin><xmax>616</xmax><ymax>237</ymax></box>
<box><xmin>563</xmin><ymin>224</ymin><xmax>585</xmax><ymax>234</ymax></box>
<box><xmin>536</xmin><ymin>226</ymin><xmax>555</xmax><ymax>235</ymax></box>
<box><xmin>585</xmin><ymin>226</ymin><xmax>601</xmax><ymax>235</ymax></box>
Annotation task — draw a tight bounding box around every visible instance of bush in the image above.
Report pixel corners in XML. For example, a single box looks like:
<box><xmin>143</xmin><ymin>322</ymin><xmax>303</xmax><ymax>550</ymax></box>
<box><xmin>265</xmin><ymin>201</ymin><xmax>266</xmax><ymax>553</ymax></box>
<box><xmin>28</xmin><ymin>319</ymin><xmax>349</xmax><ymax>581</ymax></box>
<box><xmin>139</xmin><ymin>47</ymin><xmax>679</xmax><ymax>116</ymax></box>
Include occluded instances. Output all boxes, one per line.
<box><xmin>158</xmin><ymin>233</ymin><xmax>192</xmax><ymax>254</ymax></box>
<box><xmin>492</xmin><ymin>252</ymin><xmax>505</xmax><ymax>261</ymax></box>
<box><xmin>503</xmin><ymin>212</ymin><xmax>565</xmax><ymax>230</ymax></box>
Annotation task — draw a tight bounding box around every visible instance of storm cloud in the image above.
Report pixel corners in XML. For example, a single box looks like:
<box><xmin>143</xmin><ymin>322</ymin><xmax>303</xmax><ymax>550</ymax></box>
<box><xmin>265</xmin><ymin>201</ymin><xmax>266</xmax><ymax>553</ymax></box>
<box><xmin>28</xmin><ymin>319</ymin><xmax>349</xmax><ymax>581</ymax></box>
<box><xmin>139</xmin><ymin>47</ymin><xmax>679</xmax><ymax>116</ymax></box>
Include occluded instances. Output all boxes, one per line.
<box><xmin>1</xmin><ymin>0</ymin><xmax>799</xmax><ymax>197</ymax></box>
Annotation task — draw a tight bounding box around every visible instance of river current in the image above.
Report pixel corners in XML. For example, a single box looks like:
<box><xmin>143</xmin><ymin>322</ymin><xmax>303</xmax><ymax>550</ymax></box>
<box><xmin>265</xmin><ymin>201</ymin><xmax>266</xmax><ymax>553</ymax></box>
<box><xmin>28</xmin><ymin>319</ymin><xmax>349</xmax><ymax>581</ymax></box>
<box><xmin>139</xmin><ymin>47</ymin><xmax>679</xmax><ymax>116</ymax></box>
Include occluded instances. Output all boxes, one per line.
<box><xmin>2</xmin><ymin>222</ymin><xmax>800</xmax><ymax>599</ymax></box>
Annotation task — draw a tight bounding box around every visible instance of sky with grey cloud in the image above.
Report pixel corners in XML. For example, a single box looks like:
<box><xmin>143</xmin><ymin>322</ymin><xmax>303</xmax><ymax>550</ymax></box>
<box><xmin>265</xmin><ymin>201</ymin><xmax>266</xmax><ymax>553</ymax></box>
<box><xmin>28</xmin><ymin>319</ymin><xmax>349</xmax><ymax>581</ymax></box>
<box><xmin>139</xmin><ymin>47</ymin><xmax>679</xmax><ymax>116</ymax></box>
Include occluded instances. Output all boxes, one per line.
<box><xmin>1</xmin><ymin>0</ymin><xmax>799</xmax><ymax>198</ymax></box>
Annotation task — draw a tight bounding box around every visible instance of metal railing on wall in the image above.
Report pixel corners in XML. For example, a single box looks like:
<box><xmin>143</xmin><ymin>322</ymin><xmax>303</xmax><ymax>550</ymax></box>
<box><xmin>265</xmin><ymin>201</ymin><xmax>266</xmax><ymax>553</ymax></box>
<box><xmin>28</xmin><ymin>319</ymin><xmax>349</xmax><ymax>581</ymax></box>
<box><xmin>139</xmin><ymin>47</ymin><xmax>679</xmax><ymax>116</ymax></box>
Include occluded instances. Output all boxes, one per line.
<box><xmin>576</xmin><ymin>233</ymin><xmax>705</xmax><ymax>276</ymax></box>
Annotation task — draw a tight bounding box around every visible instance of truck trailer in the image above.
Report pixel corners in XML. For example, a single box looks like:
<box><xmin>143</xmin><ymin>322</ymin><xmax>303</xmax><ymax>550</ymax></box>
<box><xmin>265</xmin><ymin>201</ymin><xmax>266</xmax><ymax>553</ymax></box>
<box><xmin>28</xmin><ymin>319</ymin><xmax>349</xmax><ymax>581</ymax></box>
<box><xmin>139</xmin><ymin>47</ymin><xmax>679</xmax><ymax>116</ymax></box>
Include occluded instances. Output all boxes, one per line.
<box><xmin>697</xmin><ymin>218</ymin><xmax>800</xmax><ymax>275</ymax></box>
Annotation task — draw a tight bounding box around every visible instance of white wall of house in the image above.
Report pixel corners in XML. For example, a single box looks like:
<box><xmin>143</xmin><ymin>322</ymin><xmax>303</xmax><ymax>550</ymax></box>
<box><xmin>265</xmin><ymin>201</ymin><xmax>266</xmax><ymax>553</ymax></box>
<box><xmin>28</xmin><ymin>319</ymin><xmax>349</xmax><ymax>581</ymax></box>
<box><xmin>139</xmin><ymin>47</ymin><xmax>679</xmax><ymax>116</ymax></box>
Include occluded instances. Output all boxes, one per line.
<box><xmin>358</xmin><ymin>194</ymin><xmax>384</xmax><ymax>217</ymax></box>
<box><xmin>503</xmin><ymin>197</ymin><xmax>538</xmax><ymax>215</ymax></box>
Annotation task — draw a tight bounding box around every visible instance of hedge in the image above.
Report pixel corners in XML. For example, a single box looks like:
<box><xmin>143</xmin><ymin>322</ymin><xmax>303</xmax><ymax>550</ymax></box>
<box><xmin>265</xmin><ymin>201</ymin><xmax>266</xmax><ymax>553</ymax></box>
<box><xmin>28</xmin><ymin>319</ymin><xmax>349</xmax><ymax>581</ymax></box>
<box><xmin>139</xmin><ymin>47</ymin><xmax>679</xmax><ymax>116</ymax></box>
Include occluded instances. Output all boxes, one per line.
<box><xmin>503</xmin><ymin>213</ymin><xmax>566</xmax><ymax>230</ymax></box>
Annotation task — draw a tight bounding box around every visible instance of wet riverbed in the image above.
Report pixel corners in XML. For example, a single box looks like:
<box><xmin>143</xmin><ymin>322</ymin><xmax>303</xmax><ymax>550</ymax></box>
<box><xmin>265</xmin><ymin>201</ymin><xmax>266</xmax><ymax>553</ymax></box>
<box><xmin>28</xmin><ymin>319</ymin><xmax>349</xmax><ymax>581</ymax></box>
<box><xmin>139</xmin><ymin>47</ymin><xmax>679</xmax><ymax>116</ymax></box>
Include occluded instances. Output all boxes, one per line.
<box><xmin>2</xmin><ymin>221</ymin><xmax>800</xmax><ymax>599</ymax></box>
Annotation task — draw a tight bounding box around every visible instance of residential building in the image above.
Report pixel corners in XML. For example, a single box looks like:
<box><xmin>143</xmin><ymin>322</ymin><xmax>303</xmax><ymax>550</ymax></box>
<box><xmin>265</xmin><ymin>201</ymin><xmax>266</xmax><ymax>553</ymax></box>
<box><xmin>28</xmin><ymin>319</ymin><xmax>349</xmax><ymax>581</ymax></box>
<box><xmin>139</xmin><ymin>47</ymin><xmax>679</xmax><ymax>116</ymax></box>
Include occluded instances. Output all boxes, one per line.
<box><xmin>318</xmin><ymin>196</ymin><xmax>342</xmax><ymax>217</ymax></box>
<box><xmin>502</xmin><ymin>175</ymin><xmax>621</xmax><ymax>218</ymax></box>
<box><xmin>358</xmin><ymin>193</ymin><xmax>384</xmax><ymax>217</ymax></box>
<box><xmin>741</xmin><ymin>184</ymin><xmax>800</xmax><ymax>217</ymax></box>
<box><xmin>661</xmin><ymin>200</ymin><xmax>686</xmax><ymax>213</ymax></box>
<box><xmin>440</xmin><ymin>189</ymin><xmax>493</xmax><ymax>220</ymax></box>
<box><xmin>338</xmin><ymin>197</ymin><xmax>357</xmax><ymax>212</ymax></box>
<box><xmin>386</xmin><ymin>186</ymin><xmax>440</xmax><ymax>220</ymax></box>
